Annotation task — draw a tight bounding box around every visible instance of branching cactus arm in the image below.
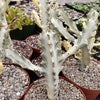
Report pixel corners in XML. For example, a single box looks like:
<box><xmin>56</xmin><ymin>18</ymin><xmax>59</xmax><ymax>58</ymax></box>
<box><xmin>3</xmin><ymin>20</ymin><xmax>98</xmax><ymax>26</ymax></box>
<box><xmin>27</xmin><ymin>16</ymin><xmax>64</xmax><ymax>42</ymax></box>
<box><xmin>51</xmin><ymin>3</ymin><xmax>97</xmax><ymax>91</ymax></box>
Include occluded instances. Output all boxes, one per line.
<box><xmin>78</xmin><ymin>10</ymin><xmax>99</xmax><ymax>71</ymax></box>
<box><xmin>32</xmin><ymin>9</ymin><xmax>42</xmax><ymax>28</ymax></box>
<box><xmin>49</xmin><ymin>8</ymin><xmax>75</xmax><ymax>42</ymax></box>
<box><xmin>0</xmin><ymin>0</ymin><xmax>43</xmax><ymax>74</ymax></box>
<box><xmin>51</xmin><ymin>17</ymin><xmax>75</xmax><ymax>41</ymax></box>
<box><xmin>59</xmin><ymin>9</ymin><xmax>99</xmax><ymax>67</ymax></box>
<box><xmin>39</xmin><ymin>0</ymin><xmax>48</xmax><ymax>29</ymax></box>
<box><xmin>93</xmin><ymin>43</ymin><xmax>100</xmax><ymax>47</ymax></box>
<box><xmin>60</xmin><ymin>40</ymin><xmax>78</xmax><ymax>62</ymax></box>
<box><xmin>59</xmin><ymin>9</ymin><xmax>80</xmax><ymax>35</ymax></box>
<box><xmin>5</xmin><ymin>48</ymin><xmax>44</xmax><ymax>72</ymax></box>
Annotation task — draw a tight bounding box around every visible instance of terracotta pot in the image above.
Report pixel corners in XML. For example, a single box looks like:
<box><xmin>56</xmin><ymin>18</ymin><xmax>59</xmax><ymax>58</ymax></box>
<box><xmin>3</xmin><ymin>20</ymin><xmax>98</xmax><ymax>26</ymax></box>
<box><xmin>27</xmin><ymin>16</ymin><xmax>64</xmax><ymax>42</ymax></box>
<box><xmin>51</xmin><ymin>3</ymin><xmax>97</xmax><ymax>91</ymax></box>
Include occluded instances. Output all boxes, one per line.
<box><xmin>60</xmin><ymin>76</ymin><xmax>86</xmax><ymax>100</ymax></box>
<box><xmin>3</xmin><ymin>40</ymin><xmax>33</xmax><ymax>64</ymax></box>
<box><xmin>62</xmin><ymin>72</ymin><xmax>100</xmax><ymax>100</ymax></box>
<box><xmin>26</xmin><ymin>34</ymin><xmax>40</xmax><ymax>53</ymax></box>
<box><xmin>13</xmin><ymin>40</ymin><xmax>33</xmax><ymax>59</ymax></box>
<box><xmin>16</xmin><ymin>65</ymin><xmax>31</xmax><ymax>100</ymax></box>
<box><xmin>62</xmin><ymin>57</ymin><xmax>100</xmax><ymax>100</ymax></box>
<box><xmin>0</xmin><ymin>64</ymin><xmax>30</xmax><ymax>100</ymax></box>
<box><xmin>23</xmin><ymin>76</ymin><xmax>86</xmax><ymax>100</ymax></box>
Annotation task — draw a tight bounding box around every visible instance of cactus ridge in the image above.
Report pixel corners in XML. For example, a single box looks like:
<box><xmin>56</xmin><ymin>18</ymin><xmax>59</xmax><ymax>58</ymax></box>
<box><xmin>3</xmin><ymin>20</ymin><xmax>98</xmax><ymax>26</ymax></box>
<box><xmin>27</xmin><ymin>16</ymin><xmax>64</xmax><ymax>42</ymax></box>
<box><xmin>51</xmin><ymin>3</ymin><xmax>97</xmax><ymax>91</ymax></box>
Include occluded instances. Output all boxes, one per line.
<box><xmin>40</xmin><ymin>30</ymin><xmax>62</xmax><ymax>100</ymax></box>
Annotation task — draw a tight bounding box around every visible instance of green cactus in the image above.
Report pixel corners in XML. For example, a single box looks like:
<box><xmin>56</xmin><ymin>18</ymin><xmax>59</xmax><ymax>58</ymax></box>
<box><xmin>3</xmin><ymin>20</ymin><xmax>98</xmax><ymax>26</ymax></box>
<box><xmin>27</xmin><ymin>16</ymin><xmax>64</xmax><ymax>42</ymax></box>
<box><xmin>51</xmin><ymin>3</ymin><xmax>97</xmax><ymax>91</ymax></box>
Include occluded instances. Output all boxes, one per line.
<box><xmin>67</xmin><ymin>2</ymin><xmax>100</xmax><ymax>14</ymax></box>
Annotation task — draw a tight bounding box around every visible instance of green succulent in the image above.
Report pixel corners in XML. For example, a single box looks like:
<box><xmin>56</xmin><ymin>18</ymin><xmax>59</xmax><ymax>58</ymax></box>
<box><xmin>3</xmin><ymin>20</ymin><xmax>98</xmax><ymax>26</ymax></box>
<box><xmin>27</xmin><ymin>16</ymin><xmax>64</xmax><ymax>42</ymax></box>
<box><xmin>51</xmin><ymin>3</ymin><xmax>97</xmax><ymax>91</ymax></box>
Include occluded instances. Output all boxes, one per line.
<box><xmin>6</xmin><ymin>7</ymin><xmax>33</xmax><ymax>30</ymax></box>
<box><xmin>67</xmin><ymin>2</ymin><xmax>100</xmax><ymax>14</ymax></box>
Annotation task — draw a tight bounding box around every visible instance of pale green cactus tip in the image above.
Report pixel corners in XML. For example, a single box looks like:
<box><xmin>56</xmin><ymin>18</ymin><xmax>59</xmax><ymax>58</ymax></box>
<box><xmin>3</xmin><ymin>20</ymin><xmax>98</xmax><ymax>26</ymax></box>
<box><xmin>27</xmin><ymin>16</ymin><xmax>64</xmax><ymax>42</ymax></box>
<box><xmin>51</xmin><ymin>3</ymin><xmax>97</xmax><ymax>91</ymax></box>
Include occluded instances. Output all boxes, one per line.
<box><xmin>51</xmin><ymin>7</ymin><xmax>99</xmax><ymax>72</ymax></box>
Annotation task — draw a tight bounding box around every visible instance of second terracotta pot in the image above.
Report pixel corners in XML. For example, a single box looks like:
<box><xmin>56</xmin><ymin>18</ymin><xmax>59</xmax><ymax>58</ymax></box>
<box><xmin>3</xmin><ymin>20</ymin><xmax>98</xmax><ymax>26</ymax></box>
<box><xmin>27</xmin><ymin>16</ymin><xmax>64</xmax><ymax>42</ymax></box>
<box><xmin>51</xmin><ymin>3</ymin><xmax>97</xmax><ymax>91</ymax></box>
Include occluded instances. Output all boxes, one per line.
<box><xmin>62</xmin><ymin>57</ymin><xmax>100</xmax><ymax>100</ymax></box>
<box><xmin>26</xmin><ymin>34</ymin><xmax>40</xmax><ymax>53</ymax></box>
<box><xmin>0</xmin><ymin>64</ymin><xmax>30</xmax><ymax>100</ymax></box>
<box><xmin>23</xmin><ymin>76</ymin><xmax>86</xmax><ymax>100</ymax></box>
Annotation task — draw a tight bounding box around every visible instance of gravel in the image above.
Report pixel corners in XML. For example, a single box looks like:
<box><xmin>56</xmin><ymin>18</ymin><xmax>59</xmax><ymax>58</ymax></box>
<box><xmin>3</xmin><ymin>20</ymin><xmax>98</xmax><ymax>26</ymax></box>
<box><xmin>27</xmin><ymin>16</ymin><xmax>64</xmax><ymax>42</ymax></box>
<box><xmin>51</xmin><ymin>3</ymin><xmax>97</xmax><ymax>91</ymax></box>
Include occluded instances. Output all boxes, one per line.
<box><xmin>24</xmin><ymin>78</ymin><xmax>85</xmax><ymax>100</ymax></box>
<box><xmin>31</xmin><ymin>55</ymin><xmax>42</xmax><ymax>66</ymax></box>
<box><xmin>31</xmin><ymin>55</ymin><xmax>43</xmax><ymax>77</ymax></box>
<box><xmin>26</xmin><ymin>35</ymin><xmax>40</xmax><ymax>50</ymax></box>
<box><xmin>13</xmin><ymin>40</ymin><xmax>33</xmax><ymax>58</ymax></box>
<box><xmin>62</xmin><ymin>57</ymin><xmax>100</xmax><ymax>89</ymax></box>
<box><xmin>0</xmin><ymin>64</ymin><xmax>30</xmax><ymax>100</ymax></box>
<box><xmin>3</xmin><ymin>40</ymin><xmax>33</xmax><ymax>64</ymax></box>
<box><xmin>9</xmin><ymin>0</ymin><xmax>84</xmax><ymax>21</ymax></box>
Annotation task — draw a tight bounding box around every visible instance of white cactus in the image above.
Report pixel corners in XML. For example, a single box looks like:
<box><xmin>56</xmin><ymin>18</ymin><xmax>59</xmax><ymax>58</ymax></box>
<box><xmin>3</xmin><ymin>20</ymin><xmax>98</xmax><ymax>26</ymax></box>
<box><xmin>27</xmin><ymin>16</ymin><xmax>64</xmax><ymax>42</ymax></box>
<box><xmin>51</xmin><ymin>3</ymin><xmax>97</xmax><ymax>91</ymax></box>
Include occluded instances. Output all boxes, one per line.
<box><xmin>0</xmin><ymin>0</ymin><xmax>99</xmax><ymax>100</ymax></box>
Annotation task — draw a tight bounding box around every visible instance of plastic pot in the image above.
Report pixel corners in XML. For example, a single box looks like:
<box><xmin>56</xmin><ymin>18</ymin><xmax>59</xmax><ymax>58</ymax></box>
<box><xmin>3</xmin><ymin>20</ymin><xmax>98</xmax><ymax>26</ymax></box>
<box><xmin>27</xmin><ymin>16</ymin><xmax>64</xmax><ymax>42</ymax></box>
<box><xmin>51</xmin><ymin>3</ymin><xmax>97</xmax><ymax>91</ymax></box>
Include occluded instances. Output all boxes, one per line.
<box><xmin>10</xmin><ymin>24</ymin><xmax>41</xmax><ymax>40</ymax></box>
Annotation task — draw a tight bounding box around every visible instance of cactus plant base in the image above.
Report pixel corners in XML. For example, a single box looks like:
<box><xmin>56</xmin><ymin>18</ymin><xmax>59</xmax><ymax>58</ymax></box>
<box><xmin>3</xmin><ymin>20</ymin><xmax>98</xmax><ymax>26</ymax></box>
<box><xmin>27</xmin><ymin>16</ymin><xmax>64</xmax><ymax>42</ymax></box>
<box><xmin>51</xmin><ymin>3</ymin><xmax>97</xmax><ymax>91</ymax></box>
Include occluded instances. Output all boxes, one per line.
<box><xmin>23</xmin><ymin>77</ymin><xmax>86</xmax><ymax>100</ymax></box>
<box><xmin>30</xmin><ymin>50</ymin><xmax>65</xmax><ymax>78</ymax></box>
<box><xmin>62</xmin><ymin>57</ymin><xmax>100</xmax><ymax>100</ymax></box>
<box><xmin>3</xmin><ymin>40</ymin><xmax>33</xmax><ymax>64</ymax></box>
<box><xmin>0</xmin><ymin>64</ymin><xmax>30</xmax><ymax>100</ymax></box>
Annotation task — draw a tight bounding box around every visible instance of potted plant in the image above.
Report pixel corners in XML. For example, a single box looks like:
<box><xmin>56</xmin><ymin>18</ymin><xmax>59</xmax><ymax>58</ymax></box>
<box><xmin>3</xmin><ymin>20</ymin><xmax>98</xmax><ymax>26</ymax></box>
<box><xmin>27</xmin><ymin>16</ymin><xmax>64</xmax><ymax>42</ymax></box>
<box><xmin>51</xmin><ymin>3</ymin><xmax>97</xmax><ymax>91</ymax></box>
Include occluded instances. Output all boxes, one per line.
<box><xmin>52</xmin><ymin>3</ymin><xmax>100</xmax><ymax>100</ymax></box>
<box><xmin>0</xmin><ymin>0</ymin><xmax>99</xmax><ymax>100</ymax></box>
<box><xmin>66</xmin><ymin>1</ymin><xmax>100</xmax><ymax>14</ymax></box>
<box><xmin>6</xmin><ymin>6</ymin><xmax>40</xmax><ymax>40</ymax></box>
<box><xmin>3</xmin><ymin>40</ymin><xmax>33</xmax><ymax>64</ymax></box>
<box><xmin>0</xmin><ymin>63</ymin><xmax>30</xmax><ymax>100</ymax></box>
<box><xmin>26</xmin><ymin>34</ymin><xmax>40</xmax><ymax>53</ymax></box>
<box><xmin>23</xmin><ymin>76</ymin><xmax>86</xmax><ymax>100</ymax></box>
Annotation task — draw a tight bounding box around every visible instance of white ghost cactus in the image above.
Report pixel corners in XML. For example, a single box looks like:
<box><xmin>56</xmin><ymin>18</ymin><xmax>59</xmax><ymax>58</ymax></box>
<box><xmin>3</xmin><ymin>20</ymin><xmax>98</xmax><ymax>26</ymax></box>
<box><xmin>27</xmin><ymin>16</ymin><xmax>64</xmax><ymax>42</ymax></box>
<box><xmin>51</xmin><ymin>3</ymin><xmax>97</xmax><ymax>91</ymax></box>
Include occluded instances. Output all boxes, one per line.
<box><xmin>0</xmin><ymin>0</ymin><xmax>99</xmax><ymax>100</ymax></box>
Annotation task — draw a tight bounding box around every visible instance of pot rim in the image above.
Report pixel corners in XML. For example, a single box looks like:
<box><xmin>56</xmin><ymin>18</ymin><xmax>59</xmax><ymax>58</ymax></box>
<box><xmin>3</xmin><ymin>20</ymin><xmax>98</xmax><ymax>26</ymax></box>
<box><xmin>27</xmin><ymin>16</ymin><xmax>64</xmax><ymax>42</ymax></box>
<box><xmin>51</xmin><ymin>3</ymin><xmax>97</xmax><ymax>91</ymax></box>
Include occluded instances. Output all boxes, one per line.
<box><xmin>3</xmin><ymin>64</ymin><xmax>31</xmax><ymax>100</ymax></box>
<box><xmin>25</xmin><ymin>34</ymin><xmax>40</xmax><ymax>53</ymax></box>
<box><xmin>62</xmin><ymin>56</ymin><xmax>100</xmax><ymax>91</ymax></box>
<box><xmin>12</xmin><ymin>39</ymin><xmax>33</xmax><ymax>59</ymax></box>
<box><xmin>23</xmin><ymin>76</ymin><xmax>86</xmax><ymax>100</ymax></box>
